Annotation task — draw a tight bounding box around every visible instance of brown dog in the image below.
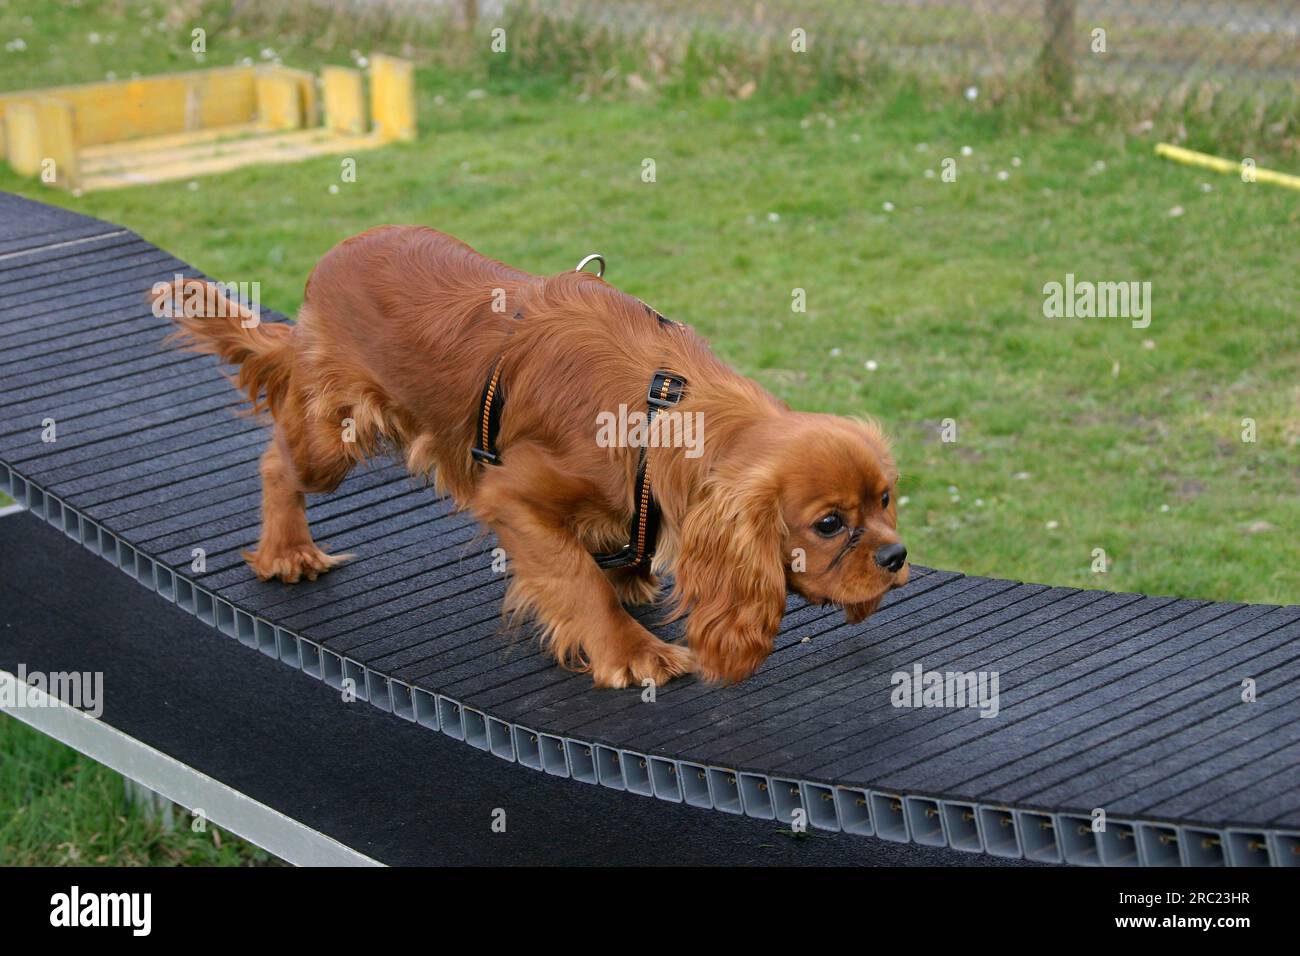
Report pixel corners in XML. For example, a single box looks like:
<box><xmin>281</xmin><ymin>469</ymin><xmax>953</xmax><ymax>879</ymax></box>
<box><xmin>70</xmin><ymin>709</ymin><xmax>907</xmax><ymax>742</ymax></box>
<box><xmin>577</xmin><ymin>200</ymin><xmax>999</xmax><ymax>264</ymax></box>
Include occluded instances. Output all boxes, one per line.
<box><xmin>155</xmin><ymin>226</ymin><xmax>908</xmax><ymax>687</ymax></box>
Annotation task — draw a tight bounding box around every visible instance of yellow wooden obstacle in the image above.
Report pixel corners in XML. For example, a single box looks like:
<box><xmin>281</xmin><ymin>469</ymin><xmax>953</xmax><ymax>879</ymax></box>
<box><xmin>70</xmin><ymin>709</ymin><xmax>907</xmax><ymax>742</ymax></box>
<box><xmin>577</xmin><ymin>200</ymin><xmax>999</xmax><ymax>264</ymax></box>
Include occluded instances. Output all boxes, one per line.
<box><xmin>0</xmin><ymin>55</ymin><xmax>415</xmax><ymax>192</ymax></box>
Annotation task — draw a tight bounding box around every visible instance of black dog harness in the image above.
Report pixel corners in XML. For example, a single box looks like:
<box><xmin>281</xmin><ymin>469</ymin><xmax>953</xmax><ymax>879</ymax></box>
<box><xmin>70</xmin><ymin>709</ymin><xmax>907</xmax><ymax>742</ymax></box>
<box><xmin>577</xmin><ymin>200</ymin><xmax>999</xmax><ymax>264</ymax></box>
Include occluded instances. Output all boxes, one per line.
<box><xmin>471</xmin><ymin>308</ymin><xmax>686</xmax><ymax>570</ymax></box>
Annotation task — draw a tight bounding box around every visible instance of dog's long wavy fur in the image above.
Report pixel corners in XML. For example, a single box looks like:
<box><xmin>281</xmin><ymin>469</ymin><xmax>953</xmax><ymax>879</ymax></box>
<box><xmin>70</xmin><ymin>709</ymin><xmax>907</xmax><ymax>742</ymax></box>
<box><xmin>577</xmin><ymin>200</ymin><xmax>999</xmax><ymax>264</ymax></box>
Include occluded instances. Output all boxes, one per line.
<box><xmin>152</xmin><ymin>226</ymin><xmax>906</xmax><ymax>687</ymax></box>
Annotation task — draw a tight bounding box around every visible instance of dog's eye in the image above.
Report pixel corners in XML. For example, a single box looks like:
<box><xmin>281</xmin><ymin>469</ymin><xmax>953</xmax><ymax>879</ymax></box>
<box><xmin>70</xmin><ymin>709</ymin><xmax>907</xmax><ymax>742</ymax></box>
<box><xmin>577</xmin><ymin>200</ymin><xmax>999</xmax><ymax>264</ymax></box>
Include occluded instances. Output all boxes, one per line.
<box><xmin>813</xmin><ymin>513</ymin><xmax>844</xmax><ymax>537</ymax></box>
<box><xmin>882</xmin><ymin>490</ymin><xmax>891</xmax><ymax>509</ymax></box>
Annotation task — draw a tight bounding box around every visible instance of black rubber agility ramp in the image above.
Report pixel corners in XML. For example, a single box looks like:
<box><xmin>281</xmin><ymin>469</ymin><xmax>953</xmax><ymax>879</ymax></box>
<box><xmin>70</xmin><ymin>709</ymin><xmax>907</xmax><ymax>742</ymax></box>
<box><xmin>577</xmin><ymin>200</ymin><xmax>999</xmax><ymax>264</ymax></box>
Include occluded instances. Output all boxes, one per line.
<box><xmin>2</xmin><ymin>191</ymin><xmax>1297</xmax><ymax>867</ymax></box>
<box><xmin>1</xmin><ymin>509</ymin><xmax>1041</xmax><ymax>866</ymax></box>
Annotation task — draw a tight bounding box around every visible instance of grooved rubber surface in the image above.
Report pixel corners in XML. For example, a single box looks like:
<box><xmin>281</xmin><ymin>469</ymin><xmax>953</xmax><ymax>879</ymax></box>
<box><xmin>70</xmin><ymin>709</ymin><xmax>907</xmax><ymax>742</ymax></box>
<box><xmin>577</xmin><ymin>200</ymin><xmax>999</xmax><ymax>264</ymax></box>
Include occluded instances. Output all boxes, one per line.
<box><xmin>2</xmin><ymin>191</ymin><xmax>1297</xmax><ymax>845</ymax></box>
<box><xmin>0</xmin><ymin>511</ymin><xmax>1042</xmax><ymax>867</ymax></box>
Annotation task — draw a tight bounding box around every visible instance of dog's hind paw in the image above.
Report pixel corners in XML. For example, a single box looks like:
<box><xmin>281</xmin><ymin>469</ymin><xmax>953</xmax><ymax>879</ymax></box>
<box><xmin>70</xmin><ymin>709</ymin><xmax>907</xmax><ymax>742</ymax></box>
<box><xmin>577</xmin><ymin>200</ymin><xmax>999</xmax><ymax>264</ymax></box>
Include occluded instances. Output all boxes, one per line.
<box><xmin>243</xmin><ymin>543</ymin><xmax>352</xmax><ymax>584</ymax></box>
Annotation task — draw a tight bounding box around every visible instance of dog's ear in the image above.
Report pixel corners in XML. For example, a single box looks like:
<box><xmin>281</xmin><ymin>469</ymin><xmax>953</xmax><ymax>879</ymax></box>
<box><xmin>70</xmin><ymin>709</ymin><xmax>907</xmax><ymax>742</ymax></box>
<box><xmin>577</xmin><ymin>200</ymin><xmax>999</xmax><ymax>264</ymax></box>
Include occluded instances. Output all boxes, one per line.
<box><xmin>670</xmin><ymin>466</ymin><xmax>787</xmax><ymax>684</ymax></box>
<box><xmin>843</xmin><ymin>594</ymin><xmax>883</xmax><ymax>625</ymax></box>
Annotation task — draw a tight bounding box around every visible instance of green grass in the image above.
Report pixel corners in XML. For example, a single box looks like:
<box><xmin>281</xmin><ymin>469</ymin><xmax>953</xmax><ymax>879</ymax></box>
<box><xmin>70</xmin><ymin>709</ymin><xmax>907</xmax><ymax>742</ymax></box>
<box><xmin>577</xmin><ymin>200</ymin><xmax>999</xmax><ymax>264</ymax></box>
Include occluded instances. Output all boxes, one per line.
<box><xmin>1</xmin><ymin>0</ymin><xmax>1297</xmax><ymax>862</ymax></box>
<box><xmin>2</xmin><ymin>2</ymin><xmax>1297</xmax><ymax>599</ymax></box>
<box><xmin>6</xmin><ymin>74</ymin><xmax>1295</xmax><ymax>601</ymax></box>
<box><xmin>0</xmin><ymin>715</ymin><xmax>276</xmax><ymax>865</ymax></box>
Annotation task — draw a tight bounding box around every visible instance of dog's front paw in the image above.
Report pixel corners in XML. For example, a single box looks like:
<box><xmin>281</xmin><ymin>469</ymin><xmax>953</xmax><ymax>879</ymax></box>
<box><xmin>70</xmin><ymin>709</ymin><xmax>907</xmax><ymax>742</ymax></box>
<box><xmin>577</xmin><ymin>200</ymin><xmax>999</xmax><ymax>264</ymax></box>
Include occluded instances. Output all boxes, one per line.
<box><xmin>243</xmin><ymin>543</ymin><xmax>352</xmax><ymax>583</ymax></box>
<box><xmin>591</xmin><ymin>631</ymin><xmax>694</xmax><ymax>690</ymax></box>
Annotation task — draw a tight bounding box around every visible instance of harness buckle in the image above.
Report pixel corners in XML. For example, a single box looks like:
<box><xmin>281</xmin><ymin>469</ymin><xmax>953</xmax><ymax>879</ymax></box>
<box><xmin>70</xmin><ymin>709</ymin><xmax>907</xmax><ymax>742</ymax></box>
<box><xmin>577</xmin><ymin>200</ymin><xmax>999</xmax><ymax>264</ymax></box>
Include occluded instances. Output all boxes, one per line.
<box><xmin>470</xmin><ymin>447</ymin><xmax>501</xmax><ymax>466</ymax></box>
<box><xmin>646</xmin><ymin>371</ymin><xmax>685</xmax><ymax>409</ymax></box>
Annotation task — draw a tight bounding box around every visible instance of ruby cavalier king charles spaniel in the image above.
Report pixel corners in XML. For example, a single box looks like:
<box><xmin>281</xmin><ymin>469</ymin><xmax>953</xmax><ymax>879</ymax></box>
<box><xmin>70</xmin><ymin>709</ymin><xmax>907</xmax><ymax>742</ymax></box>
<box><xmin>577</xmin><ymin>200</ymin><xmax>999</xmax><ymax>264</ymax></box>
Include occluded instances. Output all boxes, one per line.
<box><xmin>156</xmin><ymin>226</ymin><xmax>908</xmax><ymax>688</ymax></box>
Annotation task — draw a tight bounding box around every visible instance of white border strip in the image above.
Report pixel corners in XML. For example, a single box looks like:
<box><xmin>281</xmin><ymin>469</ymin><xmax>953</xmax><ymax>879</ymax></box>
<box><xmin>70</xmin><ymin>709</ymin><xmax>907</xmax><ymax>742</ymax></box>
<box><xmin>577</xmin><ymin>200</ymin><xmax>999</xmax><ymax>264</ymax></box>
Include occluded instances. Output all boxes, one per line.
<box><xmin>0</xmin><ymin>669</ymin><xmax>381</xmax><ymax>867</ymax></box>
<box><xmin>0</xmin><ymin>229</ymin><xmax>129</xmax><ymax>262</ymax></box>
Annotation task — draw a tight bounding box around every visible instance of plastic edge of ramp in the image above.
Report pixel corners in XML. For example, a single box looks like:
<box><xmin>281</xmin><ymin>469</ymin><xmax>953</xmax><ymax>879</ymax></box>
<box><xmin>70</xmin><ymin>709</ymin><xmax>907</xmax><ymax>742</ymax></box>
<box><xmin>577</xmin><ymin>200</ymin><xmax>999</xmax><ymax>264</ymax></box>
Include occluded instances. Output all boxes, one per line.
<box><xmin>3</xmin><ymin>459</ymin><xmax>1296</xmax><ymax>869</ymax></box>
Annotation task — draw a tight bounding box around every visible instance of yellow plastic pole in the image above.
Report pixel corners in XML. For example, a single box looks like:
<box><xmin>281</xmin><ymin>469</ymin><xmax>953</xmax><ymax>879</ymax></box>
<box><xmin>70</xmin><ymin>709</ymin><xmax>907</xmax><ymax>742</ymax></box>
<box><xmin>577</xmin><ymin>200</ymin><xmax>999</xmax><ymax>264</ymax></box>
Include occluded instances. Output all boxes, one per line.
<box><xmin>1155</xmin><ymin>142</ymin><xmax>1300</xmax><ymax>192</ymax></box>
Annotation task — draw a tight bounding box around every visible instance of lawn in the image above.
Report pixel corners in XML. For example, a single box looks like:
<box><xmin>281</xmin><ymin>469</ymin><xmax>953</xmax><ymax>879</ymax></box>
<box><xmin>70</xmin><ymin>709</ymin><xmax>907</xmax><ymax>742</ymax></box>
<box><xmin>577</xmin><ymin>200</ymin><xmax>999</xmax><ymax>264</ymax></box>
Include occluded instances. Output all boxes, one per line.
<box><xmin>1</xmin><ymin>0</ymin><xmax>1297</xmax><ymax>862</ymax></box>
<box><xmin>0</xmin><ymin>714</ymin><xmax>276</xmax><ymax>865</ymax></box>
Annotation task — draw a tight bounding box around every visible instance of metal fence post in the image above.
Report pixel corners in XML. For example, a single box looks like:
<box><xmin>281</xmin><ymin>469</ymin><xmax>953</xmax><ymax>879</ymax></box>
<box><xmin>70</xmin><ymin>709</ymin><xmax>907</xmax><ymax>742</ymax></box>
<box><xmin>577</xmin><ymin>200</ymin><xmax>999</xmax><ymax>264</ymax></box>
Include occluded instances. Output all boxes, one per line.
<box><xmin>1042</xmin><ymin>0</ymin><xmax>1076</xmax><ymax>96</ymax></box>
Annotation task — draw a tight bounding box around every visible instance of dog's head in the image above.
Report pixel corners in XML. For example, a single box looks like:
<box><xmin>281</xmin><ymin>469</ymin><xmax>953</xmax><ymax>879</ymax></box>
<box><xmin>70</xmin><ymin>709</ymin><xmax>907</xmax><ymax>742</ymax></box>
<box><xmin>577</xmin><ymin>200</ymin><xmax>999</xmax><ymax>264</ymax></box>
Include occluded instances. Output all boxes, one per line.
<box><xmin>777</xmin><ymin>415</ymin><xmax>908</xmax><ymax>617</ymax></box>
<box><xmin>672</xmin><ymin>413</ymin><xmax>907</xmax><ymax>684</ymax></box>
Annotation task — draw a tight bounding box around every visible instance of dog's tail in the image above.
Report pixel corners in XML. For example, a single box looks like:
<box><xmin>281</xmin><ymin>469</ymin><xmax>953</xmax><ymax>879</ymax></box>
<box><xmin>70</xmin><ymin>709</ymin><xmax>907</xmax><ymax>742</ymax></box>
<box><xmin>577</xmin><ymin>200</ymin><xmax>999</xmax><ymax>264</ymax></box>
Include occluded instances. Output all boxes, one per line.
<box><xmin>151</xmin><ymin>277</ymin><xmax>294</xmax><ymax>415</ymax></box>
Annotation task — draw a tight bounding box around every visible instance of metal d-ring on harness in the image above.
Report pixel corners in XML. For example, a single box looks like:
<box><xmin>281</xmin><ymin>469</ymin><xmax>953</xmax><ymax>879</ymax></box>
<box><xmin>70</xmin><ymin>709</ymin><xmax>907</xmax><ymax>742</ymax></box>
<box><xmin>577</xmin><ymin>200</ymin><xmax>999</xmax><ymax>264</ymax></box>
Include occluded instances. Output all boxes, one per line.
<box><xmin>470</xmin><ymin>254</ymin><xmax>687</xmax><ymax>569</ymax></box>
<box><xmin>574</xmin><ymin>253</ymin><xmax>605</xmax><ymax>277</ymax></box>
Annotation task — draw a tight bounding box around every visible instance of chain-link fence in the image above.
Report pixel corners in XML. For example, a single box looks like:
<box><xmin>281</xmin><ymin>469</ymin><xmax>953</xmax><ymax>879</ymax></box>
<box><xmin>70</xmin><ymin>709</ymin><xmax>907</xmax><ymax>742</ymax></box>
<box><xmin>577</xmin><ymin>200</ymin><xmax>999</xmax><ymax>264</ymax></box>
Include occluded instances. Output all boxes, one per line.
<box><xmin>242</xmin><ymin>0</ymin><xmax>1300</xmax><ymax>135</ymax></box>
<box><xmin>521</xmin><ymin>1</ymin><xmax>1299</xmax><ymax>95</ymax></box>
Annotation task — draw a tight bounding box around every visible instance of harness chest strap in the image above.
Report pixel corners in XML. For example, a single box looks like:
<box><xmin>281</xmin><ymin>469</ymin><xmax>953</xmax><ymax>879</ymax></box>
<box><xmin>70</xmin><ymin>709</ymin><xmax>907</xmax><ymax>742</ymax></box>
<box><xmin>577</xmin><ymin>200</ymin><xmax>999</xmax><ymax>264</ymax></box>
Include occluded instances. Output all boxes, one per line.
<box><xmin>470</xmin><ymin>311</ymin><xmax>521</xmax><ymax>467</ymax></box>
<box><xmin>593</xmin><ymin>370</ymin><xmax>686</xmax><ymax>569</ymax></box>
<box><xmin>470</xmin><ymin>329</ymin><xmax>686</xmax><ymax>569</ymax></box>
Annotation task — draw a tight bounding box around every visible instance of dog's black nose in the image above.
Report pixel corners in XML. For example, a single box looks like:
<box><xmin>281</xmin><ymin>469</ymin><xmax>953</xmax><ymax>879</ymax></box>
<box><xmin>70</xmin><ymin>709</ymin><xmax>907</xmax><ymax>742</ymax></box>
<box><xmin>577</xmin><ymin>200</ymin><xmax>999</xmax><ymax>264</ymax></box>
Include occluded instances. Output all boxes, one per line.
<box><xmin>875</xmin><ymin>543</ymin><xmax>908</xmax><ymax>573</ymax></box>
